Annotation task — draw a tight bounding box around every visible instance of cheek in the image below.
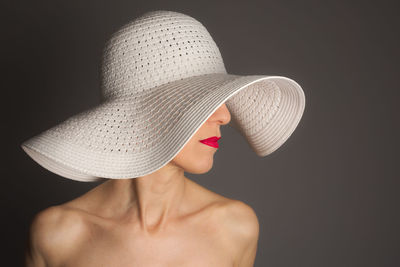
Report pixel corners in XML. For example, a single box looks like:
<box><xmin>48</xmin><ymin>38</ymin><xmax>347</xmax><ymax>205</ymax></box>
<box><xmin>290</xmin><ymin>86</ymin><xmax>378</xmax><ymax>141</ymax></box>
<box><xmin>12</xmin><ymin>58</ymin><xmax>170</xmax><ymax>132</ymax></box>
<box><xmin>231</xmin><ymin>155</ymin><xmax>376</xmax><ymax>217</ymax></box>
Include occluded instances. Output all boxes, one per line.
<box><xmin>188</xmin><ymin>139</ymin><xmax>216</xmax><ymax>157</ymax></box>
<box><xmin>173</xmin><ymin>139</ymin><xmax>216</xmax><ymax>173</ymax></box>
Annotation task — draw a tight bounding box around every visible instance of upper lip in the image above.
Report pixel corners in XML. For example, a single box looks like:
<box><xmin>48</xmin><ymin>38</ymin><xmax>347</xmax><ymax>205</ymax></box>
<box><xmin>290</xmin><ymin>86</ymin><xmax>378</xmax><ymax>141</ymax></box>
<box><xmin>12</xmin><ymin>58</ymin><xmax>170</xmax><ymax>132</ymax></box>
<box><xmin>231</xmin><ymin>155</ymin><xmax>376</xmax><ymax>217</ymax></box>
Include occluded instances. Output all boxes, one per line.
<box><xmin>200</xmin><ymin>136</ymin><xmax>221</xmax><ymax>142</ymax></box>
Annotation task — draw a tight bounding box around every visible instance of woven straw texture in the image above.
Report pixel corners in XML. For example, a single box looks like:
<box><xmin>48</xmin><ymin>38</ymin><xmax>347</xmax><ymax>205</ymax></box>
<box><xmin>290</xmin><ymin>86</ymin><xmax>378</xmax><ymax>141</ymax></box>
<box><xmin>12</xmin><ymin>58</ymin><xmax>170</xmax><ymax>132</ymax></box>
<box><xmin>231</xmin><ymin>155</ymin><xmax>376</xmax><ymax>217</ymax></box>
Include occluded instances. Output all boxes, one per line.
<box><xmin>21</xmin><ymin>10</ymin><xmax>306</xmax><ymax>182</ymax></box>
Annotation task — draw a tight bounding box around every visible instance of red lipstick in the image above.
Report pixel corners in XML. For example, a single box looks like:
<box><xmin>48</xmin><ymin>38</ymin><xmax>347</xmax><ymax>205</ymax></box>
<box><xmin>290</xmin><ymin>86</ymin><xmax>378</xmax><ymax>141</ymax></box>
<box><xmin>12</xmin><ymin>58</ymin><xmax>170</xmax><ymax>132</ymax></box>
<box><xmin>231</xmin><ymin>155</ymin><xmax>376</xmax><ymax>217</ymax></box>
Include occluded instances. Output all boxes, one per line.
<box><xmin>199</xmin><ymin>136</ymin><xmax>221</xmax><ymax>148</ymax></box>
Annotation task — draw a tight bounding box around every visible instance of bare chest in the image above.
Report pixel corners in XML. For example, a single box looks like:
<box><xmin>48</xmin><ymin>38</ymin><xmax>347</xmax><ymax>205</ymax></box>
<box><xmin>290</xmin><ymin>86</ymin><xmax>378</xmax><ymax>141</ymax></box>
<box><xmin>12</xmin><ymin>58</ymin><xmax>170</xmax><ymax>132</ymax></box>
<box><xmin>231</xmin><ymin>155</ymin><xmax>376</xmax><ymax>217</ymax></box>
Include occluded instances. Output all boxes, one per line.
<box><xmin>60</xmin><ymin>221</ymin><xmax>235</xmax><ymax>267</ymax></box>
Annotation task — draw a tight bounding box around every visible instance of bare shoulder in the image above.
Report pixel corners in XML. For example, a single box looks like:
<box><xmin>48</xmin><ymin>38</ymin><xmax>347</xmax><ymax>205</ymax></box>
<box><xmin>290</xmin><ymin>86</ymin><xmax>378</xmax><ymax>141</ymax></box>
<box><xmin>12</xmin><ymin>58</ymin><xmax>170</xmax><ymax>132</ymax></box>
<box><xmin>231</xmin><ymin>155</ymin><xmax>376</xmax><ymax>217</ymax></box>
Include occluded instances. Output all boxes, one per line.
<box><xmin>216</xmin><ymin>199</ymin><xmax>260</xmax><ymax>267</ymax></box>
<box><xmin>26</xmin><ymin>205</ymin><xmax>89</xmax><ymax>267</ymax></box>
<box><xmin>177</xmin><ymin>178</ymin><xmax>259</xmax><ymax>265</ymax></box>
<box><xmin>218</xmin><ymin>199</ymin><xmax>259</xmax><ymax>241</ymax></box>
<box><xmin>185</xmin><ymin>178</ymin><xmax>259</xmax><ymax>240</ymax></box>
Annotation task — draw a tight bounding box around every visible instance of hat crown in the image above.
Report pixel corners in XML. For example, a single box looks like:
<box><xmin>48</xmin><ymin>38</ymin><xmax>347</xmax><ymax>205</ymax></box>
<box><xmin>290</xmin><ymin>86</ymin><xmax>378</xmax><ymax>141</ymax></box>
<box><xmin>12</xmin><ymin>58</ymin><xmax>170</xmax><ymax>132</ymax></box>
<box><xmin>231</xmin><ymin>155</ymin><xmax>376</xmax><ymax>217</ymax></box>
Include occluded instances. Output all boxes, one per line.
<box><xmin>99</xmin><ymin>10</ymin><xmax>227</xmax><ymax>100</ymax></box>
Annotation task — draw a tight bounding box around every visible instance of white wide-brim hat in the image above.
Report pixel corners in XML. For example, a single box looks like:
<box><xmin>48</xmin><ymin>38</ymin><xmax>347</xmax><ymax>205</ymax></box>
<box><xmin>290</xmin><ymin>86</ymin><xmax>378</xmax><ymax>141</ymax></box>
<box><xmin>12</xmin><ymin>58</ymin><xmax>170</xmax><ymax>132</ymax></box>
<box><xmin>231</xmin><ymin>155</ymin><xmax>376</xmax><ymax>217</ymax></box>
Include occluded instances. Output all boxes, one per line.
<box><xmin>20</xmin><ymin>10</ymin><xmax>306</xmax><ymax>182</ymax></box>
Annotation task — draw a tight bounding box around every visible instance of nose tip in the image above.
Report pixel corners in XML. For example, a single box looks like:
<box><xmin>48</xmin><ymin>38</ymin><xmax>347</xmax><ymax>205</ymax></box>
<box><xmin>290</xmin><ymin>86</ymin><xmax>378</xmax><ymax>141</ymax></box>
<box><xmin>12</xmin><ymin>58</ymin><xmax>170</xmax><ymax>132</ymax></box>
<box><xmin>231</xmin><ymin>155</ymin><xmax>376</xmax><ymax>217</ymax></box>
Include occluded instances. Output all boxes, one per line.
<box><xmin>206</xmin><ymin>103</ymin><xmax>231</xmax><ymax>128</ymax></box>
<box><xmin>218</xmin><ymin>103</ymin><xmax>231</xmax><ymax>125</ymax></box>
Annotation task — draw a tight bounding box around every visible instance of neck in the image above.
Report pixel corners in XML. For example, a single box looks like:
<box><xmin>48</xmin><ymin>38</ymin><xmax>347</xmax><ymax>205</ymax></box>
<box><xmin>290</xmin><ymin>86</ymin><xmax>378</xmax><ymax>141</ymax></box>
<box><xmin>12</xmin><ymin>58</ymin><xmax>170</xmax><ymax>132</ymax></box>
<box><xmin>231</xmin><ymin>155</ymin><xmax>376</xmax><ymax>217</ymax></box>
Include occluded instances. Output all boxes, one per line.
<box><xmin>101</xmin><ymin>163</ymin><xmax>187</xmax><ymax>234</ymax></box>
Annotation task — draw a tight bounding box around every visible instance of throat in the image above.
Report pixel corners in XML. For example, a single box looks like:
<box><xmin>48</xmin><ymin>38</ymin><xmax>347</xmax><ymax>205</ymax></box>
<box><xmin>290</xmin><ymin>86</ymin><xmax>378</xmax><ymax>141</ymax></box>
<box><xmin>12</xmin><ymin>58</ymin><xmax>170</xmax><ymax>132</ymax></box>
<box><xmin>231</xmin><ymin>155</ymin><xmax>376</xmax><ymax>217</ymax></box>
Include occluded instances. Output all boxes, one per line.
<box><xmin>138</xmin><ymin>204</ymin><xmax>170</xmax><ymax>234</ymax></box>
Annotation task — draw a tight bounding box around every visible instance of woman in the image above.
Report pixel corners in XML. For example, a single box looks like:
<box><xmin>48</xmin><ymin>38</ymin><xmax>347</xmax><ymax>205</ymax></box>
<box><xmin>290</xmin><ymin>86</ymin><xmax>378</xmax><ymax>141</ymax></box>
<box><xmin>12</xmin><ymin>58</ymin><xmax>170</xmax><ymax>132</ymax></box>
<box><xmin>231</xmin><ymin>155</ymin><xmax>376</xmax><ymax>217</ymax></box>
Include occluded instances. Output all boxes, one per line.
<box><xmin>22</xmin><ymin>10</ymin><xmax>306</xmax><ymax>267</ymax></box>
<box><xmin>26</xmin><ymin>103</ymin><xmax>261</xmax><ymax>267</ymax></box>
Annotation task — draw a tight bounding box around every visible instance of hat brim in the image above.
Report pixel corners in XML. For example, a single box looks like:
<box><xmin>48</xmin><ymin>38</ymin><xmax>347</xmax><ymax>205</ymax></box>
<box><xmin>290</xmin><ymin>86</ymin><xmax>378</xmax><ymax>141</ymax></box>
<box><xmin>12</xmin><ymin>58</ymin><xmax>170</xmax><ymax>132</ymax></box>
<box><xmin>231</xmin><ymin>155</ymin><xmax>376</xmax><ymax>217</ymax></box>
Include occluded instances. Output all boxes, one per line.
<box><xmin>21</xmin><ymin>73</ymin><xmax>305</xmax><ymax>182</ymax></box>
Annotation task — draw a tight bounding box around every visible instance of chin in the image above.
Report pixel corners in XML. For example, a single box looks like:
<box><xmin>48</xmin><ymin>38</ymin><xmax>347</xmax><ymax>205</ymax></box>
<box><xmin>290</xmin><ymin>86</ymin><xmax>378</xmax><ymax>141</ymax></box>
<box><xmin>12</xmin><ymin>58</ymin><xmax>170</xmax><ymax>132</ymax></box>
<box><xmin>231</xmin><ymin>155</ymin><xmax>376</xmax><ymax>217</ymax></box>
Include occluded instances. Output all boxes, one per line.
<box><xmin>180</xmin><ymin>157</ymin><xmax>215</xmax><ymax>175</ymax></box>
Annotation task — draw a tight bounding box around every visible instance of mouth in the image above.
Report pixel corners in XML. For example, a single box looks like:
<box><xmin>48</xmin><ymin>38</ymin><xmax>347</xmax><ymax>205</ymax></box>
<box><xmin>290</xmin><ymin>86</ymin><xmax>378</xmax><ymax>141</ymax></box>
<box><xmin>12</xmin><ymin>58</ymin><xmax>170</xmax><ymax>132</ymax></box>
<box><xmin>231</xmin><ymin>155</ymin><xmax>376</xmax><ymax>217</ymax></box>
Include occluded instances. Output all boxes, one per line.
<box><xmin>199</xmin><ymin>136</ymin><xmax>221</xmax><ymax>148</ymax></box>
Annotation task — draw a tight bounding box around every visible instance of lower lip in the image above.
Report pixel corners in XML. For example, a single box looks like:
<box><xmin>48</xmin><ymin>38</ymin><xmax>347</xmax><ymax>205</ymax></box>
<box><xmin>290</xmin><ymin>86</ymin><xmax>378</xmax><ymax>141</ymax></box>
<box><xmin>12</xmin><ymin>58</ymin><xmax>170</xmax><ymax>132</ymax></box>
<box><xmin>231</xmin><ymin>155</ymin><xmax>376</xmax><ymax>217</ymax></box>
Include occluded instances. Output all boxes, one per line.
<box><xmin>199</xmin><ymin>140</ymin><xmax>219</xmax><ymax>148</ymax></box>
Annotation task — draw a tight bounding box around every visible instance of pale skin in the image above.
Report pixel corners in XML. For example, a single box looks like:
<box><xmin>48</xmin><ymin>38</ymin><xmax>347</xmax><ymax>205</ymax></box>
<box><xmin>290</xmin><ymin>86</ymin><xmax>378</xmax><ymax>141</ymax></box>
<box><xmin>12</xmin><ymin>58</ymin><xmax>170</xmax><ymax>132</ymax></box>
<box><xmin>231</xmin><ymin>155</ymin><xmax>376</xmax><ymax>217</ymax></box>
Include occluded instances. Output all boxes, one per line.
<box><xmin>25</xmin><ymin>103</ymin><xmax>260</xmax><ymax>267</ymax></box>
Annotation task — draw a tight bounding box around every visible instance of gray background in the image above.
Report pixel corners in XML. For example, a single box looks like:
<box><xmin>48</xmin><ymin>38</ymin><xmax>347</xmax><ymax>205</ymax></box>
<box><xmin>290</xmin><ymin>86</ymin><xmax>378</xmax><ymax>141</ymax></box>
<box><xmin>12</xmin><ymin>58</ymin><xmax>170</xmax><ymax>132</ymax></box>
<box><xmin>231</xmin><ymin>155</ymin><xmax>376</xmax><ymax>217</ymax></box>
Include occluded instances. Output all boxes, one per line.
<box><xmin>2</xmin><ymin>0</ymin><xmax>399</xmax><ymax>266</ymax></box>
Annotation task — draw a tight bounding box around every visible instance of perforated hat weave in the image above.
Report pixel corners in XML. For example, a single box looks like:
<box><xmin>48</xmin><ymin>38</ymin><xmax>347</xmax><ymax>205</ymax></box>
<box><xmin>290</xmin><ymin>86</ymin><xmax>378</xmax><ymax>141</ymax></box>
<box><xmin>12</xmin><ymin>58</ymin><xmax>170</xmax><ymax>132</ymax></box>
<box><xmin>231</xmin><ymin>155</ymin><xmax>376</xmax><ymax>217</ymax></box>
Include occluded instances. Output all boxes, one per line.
<box><xmin>20</xmin><ymin>10</ymin><xmax>306</xmax><ymax>182</ymax></box>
